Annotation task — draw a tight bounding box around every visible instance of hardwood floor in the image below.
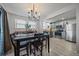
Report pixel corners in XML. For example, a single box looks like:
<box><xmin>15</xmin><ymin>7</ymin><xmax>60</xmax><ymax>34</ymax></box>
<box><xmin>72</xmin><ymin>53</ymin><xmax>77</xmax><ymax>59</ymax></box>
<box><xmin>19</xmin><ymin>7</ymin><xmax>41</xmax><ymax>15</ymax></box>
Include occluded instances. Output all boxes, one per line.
<box><xmin>49</xmin><ymin>38</ymin><xmax>78</xmax><ymax>56</ymax></box>
<box><xmin>6</xmin><ymin>37</ymin><xmax>79</xmax><ymax>56</ymax></box>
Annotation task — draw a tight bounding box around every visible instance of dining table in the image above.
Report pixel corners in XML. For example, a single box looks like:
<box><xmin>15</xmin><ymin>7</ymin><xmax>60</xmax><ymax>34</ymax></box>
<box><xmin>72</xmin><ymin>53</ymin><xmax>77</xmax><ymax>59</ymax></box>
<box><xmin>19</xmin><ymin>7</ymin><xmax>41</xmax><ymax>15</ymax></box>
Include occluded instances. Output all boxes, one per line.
<box><xmin>13</xmin><ymin>33</ymin><xmax>50</xmax><ymax>56</ymax></box>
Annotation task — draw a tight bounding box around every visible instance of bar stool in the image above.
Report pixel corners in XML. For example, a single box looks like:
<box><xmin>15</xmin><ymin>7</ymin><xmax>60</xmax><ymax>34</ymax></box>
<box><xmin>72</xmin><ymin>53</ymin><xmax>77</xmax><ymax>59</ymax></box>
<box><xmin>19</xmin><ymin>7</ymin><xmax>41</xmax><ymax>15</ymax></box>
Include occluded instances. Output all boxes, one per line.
<box><xmin>29</xmin><ymin>33</ymin><xmax>44</xmax><ymax>56</ymax></box>
<box><xmin>10</xmin><ymin>33</ymin><xmax>30</xmax><ymax>56</ymax></box>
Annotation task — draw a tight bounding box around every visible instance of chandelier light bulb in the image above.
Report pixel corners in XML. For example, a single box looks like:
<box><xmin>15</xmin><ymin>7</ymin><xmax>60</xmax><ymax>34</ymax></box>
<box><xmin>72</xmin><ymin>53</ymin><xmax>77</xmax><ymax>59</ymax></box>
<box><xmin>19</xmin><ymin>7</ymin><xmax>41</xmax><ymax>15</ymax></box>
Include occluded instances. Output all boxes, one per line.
<box><xmin>27</xmin><ymin>3</ymin><xmax>40</xmax><ymax>20</ymax></box>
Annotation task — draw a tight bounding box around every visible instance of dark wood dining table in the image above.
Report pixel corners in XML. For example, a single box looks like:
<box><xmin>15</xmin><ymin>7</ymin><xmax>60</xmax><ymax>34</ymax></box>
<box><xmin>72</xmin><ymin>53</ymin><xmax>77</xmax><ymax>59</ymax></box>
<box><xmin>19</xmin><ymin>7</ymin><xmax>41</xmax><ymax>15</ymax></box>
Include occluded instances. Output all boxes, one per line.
<box><xmin>13</xmin><ymin>34</ymin><xmax>50</xmax><ymax>56</ymax></box>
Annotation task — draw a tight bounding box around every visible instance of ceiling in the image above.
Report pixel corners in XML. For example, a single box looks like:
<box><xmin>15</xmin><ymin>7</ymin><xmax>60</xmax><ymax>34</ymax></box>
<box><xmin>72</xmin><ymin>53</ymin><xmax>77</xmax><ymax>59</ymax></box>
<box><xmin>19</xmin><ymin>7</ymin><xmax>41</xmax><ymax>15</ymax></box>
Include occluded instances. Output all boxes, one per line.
<box><xmin>1</xmin><ymin>3</ymin><xmax>76</xmax><ymax>20</ymax></box>
<box><xmin>48</xmin><ymin>9</ymin><xmax>76</xmax><ymax>22</ymax></box>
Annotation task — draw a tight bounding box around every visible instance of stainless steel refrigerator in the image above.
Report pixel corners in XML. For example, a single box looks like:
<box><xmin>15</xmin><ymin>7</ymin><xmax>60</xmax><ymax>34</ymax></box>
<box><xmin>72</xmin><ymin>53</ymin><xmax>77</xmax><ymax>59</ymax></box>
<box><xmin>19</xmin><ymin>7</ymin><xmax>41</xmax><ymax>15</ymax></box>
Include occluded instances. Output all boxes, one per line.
<box><xmin>65</xmin><ymin>23</ymin><xmax>76</xmax><ymax>43</ymax></box>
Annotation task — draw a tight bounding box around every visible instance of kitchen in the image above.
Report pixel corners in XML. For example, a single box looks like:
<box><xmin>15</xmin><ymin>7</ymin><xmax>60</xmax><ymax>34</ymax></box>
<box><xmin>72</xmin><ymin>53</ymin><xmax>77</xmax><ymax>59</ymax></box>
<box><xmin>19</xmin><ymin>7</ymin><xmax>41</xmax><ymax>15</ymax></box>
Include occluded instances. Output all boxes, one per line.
<box><xmin>0</xmin><ymin>3</ymin><xmax>78</xmax><ymax>56</ymax></box>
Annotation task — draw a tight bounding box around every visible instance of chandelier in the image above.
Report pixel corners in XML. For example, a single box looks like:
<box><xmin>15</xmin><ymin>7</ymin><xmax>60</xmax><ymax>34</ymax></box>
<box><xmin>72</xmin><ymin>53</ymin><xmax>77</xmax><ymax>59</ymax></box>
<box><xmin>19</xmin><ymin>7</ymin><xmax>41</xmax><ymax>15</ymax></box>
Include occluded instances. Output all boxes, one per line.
<box><xmin>27</xmin><ymin>4</ymin><xmax>40</xmax><ymax>20</ymax></box>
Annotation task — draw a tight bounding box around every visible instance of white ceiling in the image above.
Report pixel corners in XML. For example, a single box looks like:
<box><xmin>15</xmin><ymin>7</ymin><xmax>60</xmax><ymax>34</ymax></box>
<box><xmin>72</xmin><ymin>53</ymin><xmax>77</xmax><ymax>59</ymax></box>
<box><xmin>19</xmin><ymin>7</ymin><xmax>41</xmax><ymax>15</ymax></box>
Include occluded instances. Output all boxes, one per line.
<box><xmin>1</xmin><ymin>3</ymin><xmax>76</xmax><ymax>20</ymax></box>
<box><xmin>48</xmin><ymin>9</ymin><xmax>76</xmax><ymax>22</ymax></box>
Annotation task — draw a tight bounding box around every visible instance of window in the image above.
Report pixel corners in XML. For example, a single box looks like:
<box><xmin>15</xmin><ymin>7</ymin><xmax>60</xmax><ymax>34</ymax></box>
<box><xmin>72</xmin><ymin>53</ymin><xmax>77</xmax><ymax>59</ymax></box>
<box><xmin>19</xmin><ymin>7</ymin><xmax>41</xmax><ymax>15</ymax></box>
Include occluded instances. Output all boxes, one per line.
<box><xmin>15</xmin><ymin>19</ymin><xmax>36</xmax><ymax>29</ymax></box>
<box><xmin>43</xmin><ymin>22</ymin><xmax>50</xmax><ymax>29</ymax></box>
<box><xmin>28</xmin><ymin>21</ymin><xmax>36</xmax><ymax>29</ymax></box>
<box><xmin>15</xmin><ymin>19</ymin><xmax>26</xmax><ymax>28</ymax></box>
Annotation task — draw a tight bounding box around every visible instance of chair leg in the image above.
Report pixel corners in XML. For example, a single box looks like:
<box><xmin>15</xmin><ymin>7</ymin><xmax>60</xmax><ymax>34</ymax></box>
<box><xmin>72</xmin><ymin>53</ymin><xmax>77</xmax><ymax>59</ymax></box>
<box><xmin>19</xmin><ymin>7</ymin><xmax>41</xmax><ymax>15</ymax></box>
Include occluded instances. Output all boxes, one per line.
<box><xmin>34</xmin><ymin>47</ymin><xmax>36</xmax><ymax>56</ymax></box>
<box><xmin>14</xmin><ymin>48</ymin><xmax>20</xmax><ymax>56</ymax></box>
<box><xmin>14</xmin><ymin>48</ymin><xmax>17</xmax><ymax>56</ymax></box>
<box><xmin>46</xmin><ymin>40</ymin><xmax>48</xmax><ymax>48</ymax></box>
<box><xmin>32</xmin><ymin>44</ymin><xmax>37</xmax><ymax>56</ymax></box>
<box><xmin>40</xmin><ymin>44</ymin><xmax>43</xmax><ymax>56</ymax></box>
<box><xmin>26</xmin><ymin>46</ymin><xmax>29</xmax><ymax>56</ymax></box>
<box><xmin>30</xmin><ymin>43</ymin><xmax>31</xmax><ymax>55</ymax></box>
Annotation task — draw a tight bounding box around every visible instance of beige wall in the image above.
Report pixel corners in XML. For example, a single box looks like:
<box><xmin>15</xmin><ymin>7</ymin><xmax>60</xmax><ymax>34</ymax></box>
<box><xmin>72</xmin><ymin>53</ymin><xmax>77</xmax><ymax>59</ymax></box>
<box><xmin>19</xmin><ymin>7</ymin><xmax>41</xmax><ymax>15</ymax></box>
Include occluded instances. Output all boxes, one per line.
<box><xmin>76</xmin><ymin>5</ymin><xmax>79</xmax><ymax>53</ymax></box>
<box><xmin>7</xmin><ymin>12</ymin><xmax>43</xmax><ymax>34</ymax></box>
<box><xmin>7</xmin><ymin>12</ymin><xmax>28</xmax><ymax>34</ymax></box>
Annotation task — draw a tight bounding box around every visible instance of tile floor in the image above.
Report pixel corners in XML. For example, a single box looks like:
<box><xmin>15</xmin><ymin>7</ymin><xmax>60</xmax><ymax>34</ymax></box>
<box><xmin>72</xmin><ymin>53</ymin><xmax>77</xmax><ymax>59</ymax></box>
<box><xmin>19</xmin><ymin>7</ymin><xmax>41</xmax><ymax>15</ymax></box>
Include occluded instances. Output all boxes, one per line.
<box><xmin>6</xmin><ymin>37</ymin><xmax>79</xmax><ymax>56</ymax></box>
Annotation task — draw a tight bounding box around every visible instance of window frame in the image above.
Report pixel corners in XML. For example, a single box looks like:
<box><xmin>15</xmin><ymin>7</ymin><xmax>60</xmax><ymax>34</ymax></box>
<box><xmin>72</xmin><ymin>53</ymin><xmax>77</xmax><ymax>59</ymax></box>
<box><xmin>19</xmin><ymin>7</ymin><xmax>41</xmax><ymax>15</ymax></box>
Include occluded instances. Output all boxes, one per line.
<box><xmin>15</xmin><ymin>19</ymin><xmax>27</xmax><ymax>29</ymax></box>
<box><xmin>42</xmin><ymin>22</ymin><xmax>50</xmax><ymax>29</ymax></box>
<box><xmin>15</xmin><ymin>19</ymin><xmax>36</xmax><ymax>29</ymax></box>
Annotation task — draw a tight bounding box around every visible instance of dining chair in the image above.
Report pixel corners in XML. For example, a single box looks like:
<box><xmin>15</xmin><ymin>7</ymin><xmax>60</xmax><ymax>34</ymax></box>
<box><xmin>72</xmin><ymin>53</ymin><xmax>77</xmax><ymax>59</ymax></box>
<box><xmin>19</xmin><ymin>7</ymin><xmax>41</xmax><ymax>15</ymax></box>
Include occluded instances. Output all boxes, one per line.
<box><xmin>10</xmin><ymin>33</ymin><xmax>29</xmax><ymax>56</ymax></box>
<box><xmin>29</xmin><ymin>37</ymin><xmax>43</xmax><ymax>56</ymax></box>
<box><xmin>29</xmin><ymin>33</ymin><xmax>46</xmax><ymax>56</ymax></box>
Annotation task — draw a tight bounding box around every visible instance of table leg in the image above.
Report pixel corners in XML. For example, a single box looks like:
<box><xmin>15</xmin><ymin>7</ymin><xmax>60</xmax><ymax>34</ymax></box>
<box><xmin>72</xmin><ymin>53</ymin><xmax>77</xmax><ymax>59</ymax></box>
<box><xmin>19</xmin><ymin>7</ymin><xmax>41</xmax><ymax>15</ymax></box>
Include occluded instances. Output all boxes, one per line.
<box><xmin>40</xmin><ymin>43</ymin><xmax>43</xmax><ymax>56</ymax></box>
<box><xmin>48</xmin><ymin>36</ymin><xmax>50</xmax><ymax>53</ymax></box>
<box><xmin>16</xmin><ymin>41</ymin><xmax>20</xmax><ymax>56</ymax></box>
<box><xmin>26</xmin><ymin>45</ymin><xmax>29</xmax><ymax>56</ymax></box>
<box><xmin>14</xmin><ymin>48</ymin><xmax>17</xmax><ymax>56</ymax></box>
<box><xmin>30</xmin><ymin>42</ymin><xmax>31</xmax><ymax>55</ymax></box>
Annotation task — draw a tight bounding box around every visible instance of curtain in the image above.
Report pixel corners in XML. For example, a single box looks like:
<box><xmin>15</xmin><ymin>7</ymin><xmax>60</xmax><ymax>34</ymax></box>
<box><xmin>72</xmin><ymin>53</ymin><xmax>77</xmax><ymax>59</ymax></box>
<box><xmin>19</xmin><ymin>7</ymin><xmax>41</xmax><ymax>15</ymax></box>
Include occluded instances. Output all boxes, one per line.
<box><xmin>0</xmin><ymin>6</ymin><xmax>12</xmax><ymax>56</ymax></box>
<box><xmin>4</xmin><ymin>8</ymin><xmax>12</xmax><ymax>55</ymax></box>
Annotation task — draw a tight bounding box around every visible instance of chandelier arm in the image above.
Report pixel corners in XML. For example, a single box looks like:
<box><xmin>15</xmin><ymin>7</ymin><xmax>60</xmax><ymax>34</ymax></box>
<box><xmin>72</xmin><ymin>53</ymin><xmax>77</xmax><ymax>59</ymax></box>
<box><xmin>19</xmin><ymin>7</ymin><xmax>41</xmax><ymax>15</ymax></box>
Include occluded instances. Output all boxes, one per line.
<box><xmin>27</xmin><ymin>4</ymin><xmax>40</xmax><ymax>20</ymax></box>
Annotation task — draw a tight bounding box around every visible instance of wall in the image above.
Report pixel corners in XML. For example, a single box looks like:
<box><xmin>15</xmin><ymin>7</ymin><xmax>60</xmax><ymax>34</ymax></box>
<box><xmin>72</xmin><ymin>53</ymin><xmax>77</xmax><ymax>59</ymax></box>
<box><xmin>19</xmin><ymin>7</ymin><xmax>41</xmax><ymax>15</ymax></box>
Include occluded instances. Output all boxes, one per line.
<box><xmin>76</xmin><ymin>5</ymin><xmax>79</xmax><ymax>53</ymax></box>
<box><xmin>0</xmin><ymin>7</ymin><xmax>2</xmax><ymax>55</ymax></box>
<box><xmin>7</xmin><ymin>12</ymin><xmax>28</xmax><ymax>34</ymax></box>
<box><xmin>67</xmin><ymin>19</ymin><xmax>76</xmax><ymax>24</ymax></box>
<box><xmin>0</xmin><ymin>5</ymin><xmax>1</xmax><ymax>8</ymax></box>
<box><xmin>51</xmin><ymin>18</ymin><xmax>76</xmax><ymax>27</ymax></box>
<box><xmin>7</xmin><ymin>12</ymin><xmax>43</xmax><ymax>34</ymax></box>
